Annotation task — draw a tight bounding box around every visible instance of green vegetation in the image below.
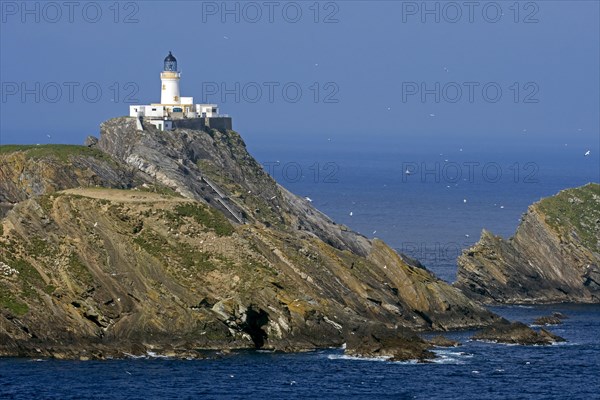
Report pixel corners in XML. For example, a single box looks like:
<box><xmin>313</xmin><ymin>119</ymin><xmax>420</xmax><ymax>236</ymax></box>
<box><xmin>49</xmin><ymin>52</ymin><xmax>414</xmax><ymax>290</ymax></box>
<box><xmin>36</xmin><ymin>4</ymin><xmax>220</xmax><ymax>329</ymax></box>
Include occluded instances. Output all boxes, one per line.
<box><xmin>537</xmin><ymin>183</ymin><xmax>600</xmax><ymax>252</ymax></box>
<box><xmin>173</xmin><ymin>203</ymin><xmax>234</xmax><ymax>236</ymax></box>
<box><xmin>134</xmin><ymin>231</ymin><xmax>165</xmax><ymax>258</ymax></box>
<box><xmin>131</xmin><ymin>219</ymin><xmax>144</xmax><ymax>234</ymax></box>
<box><xmin>0</xmin><ymin>235</ymin><xmax>49</xmax><ymax>302</ymax></box>
<box><xmin>44</xmin><ymin>284</ymin><xmax>56</xmax><ymax>295</ymax></box>
<box><xmin>177</xmin><ymin>242</ymin><xmax>218</xmax><ymax>271</ymax></box>
<box><xmin>0</xmin><ymin>257</ymin><xmax>44</xmax><ymax>300</ymax></box>
<box><xmin>37</xmin><ymin>195</ymin><xmax>55</xmax><ymax>214</ymax></box>
<box><xmin>137</xmin><ymin>184</ymin><xmax>183</xmax><ymax>198</ymax></box>
<box><xmin>240</xmin><ymin>194</ymin><xmax>283</xmax><ymax>229</ymax></box>
<box><xmin>0</xmin><ymin>285</ymin><xmax>29</xmax><ymax>316</ymax></box>
<box><xmin>134</xmin><ymin>230</ymin><xmax>218</xmax><ymax>272</ymax></box>
<box><xmin>0</xmin><ymin>144</ymin><xmax>114</xmax><ymax>163</ymax></box>
<box><xmin>67</xmin><ymin>254</ymin><xmax>95</xmax><ymax>287</ymax></box>
<box><xmin>196</xmin><ymin>159</ymin><xmax>215</xmax><ymax>171</ymax></box>
<box><xmin>12</xmin><ymin>258</ymin><xmax>43</xmax><ymax>287</ymax></box>
<box><xmin>0</xmin><ymin>239</ymin><xmax>17</xmax><ymax>256</ymax></box>
<box><xmin>196</xmin><ymin>159</ymin><xmax>239</xmax><ymax>192</ymax></box>
<box><xmin>27</xmin><ymin>237</ymin><xmax>58</xmax><ymax>258</ymax></box>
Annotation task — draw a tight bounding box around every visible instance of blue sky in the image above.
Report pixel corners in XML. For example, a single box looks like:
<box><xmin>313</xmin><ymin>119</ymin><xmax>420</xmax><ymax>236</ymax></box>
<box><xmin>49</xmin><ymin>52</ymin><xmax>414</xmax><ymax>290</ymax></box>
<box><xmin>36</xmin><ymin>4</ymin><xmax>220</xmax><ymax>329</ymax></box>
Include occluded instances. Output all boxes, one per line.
<box><xmin>0</xmin><ymin>0</ymin><xmax>598</xmax><ymax>150</ymax></box>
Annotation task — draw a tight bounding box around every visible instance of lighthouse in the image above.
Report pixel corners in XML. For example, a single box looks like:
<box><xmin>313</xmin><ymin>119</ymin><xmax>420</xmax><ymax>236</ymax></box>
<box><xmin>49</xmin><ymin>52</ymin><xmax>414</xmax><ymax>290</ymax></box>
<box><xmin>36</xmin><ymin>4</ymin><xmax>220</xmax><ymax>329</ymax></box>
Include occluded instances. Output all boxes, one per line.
<box><xmin>129</xmin><ymin>52</ymin><xmax>232</xmax><ymax>132</ymax></box>
<box><xmin>160</xmin><ymin>51</ymin><xmax>181</xmax><ymax>105</ymax></box>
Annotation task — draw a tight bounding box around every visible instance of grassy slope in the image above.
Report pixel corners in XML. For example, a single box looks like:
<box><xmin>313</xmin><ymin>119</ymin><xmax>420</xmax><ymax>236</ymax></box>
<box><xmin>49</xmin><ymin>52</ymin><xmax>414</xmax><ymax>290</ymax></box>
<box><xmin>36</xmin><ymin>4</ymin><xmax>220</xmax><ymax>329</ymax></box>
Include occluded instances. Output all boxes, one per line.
<box><xmin>0</xmin><ymin>145</ymin><xmax>114</xmax><ymax>163</ymax></box>
<box><xmin>536</xmin><ymin>183</ymin><xmax>600</xmax><ymax>252</ymax></box>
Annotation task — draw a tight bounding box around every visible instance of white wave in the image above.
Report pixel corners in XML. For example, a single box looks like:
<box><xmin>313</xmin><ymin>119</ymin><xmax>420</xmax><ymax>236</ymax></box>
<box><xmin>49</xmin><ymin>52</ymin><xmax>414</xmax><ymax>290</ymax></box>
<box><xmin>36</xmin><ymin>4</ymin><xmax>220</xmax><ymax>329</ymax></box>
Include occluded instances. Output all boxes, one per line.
<box><xmin>430</xmin><ymin>349</ymin><xmax>472</xmax><ymax>365</ymax></box>
<box><xmin>123</xmin><ymin>352</ymin><xmax>147</xmax><ymax>359</ymax></box>
<box><xmin>391</xmin><ymin>359</ymin><xmax>421</xmax><ymax>365</ymax></box>
<box><xmin>122</xmin><ymin>351</ymin><xmax>172</xmax><ymax>359</ymax></box>
<box><xmin>551</xmin><ymin>341</ymin><xmax>575</xmax><ymax>346</ymax></box>
<box><xmin>329</xmin><ymin>354</ymin><xmax>441</xmax><ymax>365</ymax></box>
<box><xmin>328</xmin><ymin>354</ymin><xmax>392</xmax><ymax>362</ymax></box>
<box><xmin>472</xmin><ymin>339</ymin><xmax>519</xmax><ymax>346</ymax></box>
<box><xmin>433</xmin><ymin>350</ymin><xmax>473</xmax><ymax>357</ymax></box>
<box><xmin>146</xmin><ymin>351</ymin><xmax>171</xmax><ymax>359</ymax></box>
<box><xmin>431</xmin><ymin>357</ymin><xmax>465</xmax><ymax>365</ymax></box>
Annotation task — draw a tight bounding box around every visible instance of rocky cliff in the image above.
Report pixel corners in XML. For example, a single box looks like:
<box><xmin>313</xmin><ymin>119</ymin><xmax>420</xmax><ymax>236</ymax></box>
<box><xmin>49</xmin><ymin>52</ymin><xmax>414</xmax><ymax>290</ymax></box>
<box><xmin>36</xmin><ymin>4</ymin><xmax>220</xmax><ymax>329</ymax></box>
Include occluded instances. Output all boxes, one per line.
<box><xmin>455</xmin><ymin>183</ymin><xmax>600</xmax><ymax>304</ymax></box>
<box><xmin>0</xmin><ymin>145</ymin><xmax>149</xmax><ymax>218</ymax></box>
<box><xmin>0</xmin><ymin>117</ymin><xmax>498</xmax><ymax>359</ymax></box>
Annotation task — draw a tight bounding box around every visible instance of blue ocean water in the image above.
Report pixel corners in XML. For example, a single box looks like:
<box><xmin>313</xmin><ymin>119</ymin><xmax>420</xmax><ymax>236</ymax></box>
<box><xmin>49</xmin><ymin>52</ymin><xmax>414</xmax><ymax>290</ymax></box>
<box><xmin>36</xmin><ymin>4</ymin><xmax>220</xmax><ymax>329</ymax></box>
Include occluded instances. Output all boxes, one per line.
<box><xmin>1</xmin><ymin>135</ymin><xmax>599</xmax><ymax>398</ymax></box>
<box><xmin>249</xmin><ymin>133</ymin><xmax>600</xmax><ymax>282</ymax></box>
<box><xmin>1</xmin><ymin>304</ymin><xmax>599</xmax><ymax>399</ymax></box>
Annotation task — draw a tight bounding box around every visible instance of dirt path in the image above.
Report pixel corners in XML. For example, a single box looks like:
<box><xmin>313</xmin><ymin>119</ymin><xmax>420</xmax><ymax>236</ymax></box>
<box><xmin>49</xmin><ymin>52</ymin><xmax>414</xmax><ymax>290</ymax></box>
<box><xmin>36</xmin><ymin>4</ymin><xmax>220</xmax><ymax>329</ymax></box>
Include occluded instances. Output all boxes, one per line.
<box><xmin>61</xmin><ymin>188</ymin><xmax>191</xmax><ymax>203</ymax></box>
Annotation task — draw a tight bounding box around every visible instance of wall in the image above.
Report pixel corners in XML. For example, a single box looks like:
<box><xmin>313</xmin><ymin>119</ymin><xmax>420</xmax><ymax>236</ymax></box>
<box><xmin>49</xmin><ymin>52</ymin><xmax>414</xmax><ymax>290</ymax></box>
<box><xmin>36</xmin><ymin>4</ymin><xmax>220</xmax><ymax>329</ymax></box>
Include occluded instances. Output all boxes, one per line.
<box><xmin>206</xmin><ymin>117</ymin><xmax>232</xmax><ymax>131</ymax></box>
<box><xmin>167</xmin><ymin>117</ymin><xmax>233</xmax><ymax>132</ymax></box>
<box><xmin>172</xmin><ymin>118</ymin><xmax>206</xmax><ymax>130</ymax></box>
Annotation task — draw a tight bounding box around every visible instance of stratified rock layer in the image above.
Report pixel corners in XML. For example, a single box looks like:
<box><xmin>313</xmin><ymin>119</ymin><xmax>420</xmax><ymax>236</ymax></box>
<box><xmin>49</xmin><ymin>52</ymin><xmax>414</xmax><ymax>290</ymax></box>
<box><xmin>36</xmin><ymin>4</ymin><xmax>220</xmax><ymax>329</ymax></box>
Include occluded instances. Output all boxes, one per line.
<box><xmin>0</xmin><ymin>118</ymin><xmax>498</xmax><ymax>359</ymax></box>
<box><xmin>455</xmin><ymin>183</ymin><xmax>600</xmax><ymax>304</ymax></box>
<box><xmin>0</xmin><ymin>145</ymin><xmax>148</xmax><ymax>217</ymax></box>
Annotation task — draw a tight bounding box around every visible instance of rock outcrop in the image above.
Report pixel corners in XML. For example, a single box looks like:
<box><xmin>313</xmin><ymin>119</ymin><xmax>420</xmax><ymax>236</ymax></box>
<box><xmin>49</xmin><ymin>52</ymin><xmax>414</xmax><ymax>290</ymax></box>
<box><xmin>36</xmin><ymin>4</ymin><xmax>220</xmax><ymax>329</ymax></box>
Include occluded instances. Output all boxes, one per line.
<box><xmin>455</xmin><ymin>184</ymin><xmax>600</xmax><ymax>304</ymax></box>
<box><xmin>97</xmin><ymin>117</ymin><xmax>372</xmax><ymax>257</ymax></box>
<box><xmin>0</xmin><ymin>118</ymin><xmax>499</xmax><ymax>359</ymax></box>
<box><xmin>532</xmin><ymin>315</ymin><xmax>563</xmax><ymax>326</ymax></box>
<box><xmin>344</xmin><ymin>324</ymin><xmax>434</xmax><ymax>362</ymax></box>
<box><xmin>427</xmin><ymin>335</ymin><xmax>460</xmax><ymax>347</ymax></box>
<box><xmin>472</xmin><ymin>320</ymin><xmax>565</xmax><ymax>345</ymax></box>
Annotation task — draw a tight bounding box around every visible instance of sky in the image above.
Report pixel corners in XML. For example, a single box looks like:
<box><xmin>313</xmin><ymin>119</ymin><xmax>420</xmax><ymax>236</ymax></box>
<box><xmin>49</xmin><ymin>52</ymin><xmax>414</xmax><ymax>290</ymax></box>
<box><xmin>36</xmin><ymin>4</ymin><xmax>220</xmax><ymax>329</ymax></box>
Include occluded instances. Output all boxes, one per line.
<box><xmin>0</xmin><ymin>0</ymin><xmax>599</xmax><ymax>151</ymax></box>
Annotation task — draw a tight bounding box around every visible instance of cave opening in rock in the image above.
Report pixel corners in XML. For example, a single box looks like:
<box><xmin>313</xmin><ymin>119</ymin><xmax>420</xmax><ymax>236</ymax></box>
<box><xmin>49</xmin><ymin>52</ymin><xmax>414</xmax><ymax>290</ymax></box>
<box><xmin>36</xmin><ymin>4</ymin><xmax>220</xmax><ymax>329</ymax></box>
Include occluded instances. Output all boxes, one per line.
<box><xmin>243</xmin><ymin>306</ymin><xmax>269</xmax><ymax>349</ymax></box>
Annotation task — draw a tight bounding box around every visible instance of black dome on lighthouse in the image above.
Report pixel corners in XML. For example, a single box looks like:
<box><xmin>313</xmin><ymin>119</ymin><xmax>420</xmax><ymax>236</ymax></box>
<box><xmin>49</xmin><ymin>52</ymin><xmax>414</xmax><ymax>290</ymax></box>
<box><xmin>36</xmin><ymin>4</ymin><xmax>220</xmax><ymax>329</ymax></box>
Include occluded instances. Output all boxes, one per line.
<box><xmin>164</xmin><ymin>51</ymin><xmax>177</xmax><ymax>72</ymax></box>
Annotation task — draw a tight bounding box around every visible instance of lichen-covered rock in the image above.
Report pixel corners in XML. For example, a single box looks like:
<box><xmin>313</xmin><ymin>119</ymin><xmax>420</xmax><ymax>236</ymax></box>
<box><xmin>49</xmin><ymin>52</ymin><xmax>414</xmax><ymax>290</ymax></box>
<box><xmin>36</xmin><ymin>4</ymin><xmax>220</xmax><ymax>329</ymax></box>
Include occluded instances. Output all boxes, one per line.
<box><xmin>455</xmin><ymin>184</ymin><xmax>600</xmax><ymax>304</ymax></box>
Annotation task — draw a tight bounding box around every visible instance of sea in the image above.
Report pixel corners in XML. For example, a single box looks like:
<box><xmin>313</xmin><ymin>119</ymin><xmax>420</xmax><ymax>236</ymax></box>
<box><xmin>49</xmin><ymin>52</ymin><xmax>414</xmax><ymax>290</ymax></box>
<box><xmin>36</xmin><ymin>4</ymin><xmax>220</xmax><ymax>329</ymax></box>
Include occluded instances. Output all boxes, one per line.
<box><xmin>1</xmin><ymin>133</ymin><xmax>599</xmax><ymax>399</ymax></box>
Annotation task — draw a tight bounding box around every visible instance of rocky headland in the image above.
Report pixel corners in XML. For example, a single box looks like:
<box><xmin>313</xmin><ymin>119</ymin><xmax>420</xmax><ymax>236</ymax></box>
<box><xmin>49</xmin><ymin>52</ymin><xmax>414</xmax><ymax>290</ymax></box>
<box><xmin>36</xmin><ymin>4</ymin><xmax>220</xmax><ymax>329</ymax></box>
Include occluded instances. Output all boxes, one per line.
<box><xmin>0</xmin><ymin>117</ymin><xmax>503</xmax><ymax>360</ymax></box>
<box><xmin>455</xmin><ymin>184</ymin><xmax>600</xmax><ymax>304</ymax></box>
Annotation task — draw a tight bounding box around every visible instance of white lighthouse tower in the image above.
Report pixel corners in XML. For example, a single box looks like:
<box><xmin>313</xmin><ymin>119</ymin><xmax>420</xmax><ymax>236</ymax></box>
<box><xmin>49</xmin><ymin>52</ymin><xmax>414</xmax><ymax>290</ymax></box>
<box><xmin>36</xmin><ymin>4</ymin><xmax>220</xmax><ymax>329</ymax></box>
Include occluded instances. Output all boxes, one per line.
<box><xmin>160</xmin><ymin>51</ymin><xmax>181</xmax><ymax>105</ymax></box>
<box><xmin>129</xmin><ymin>52</ymin><xmax>231</xmax><ymax>132</ymax></box>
